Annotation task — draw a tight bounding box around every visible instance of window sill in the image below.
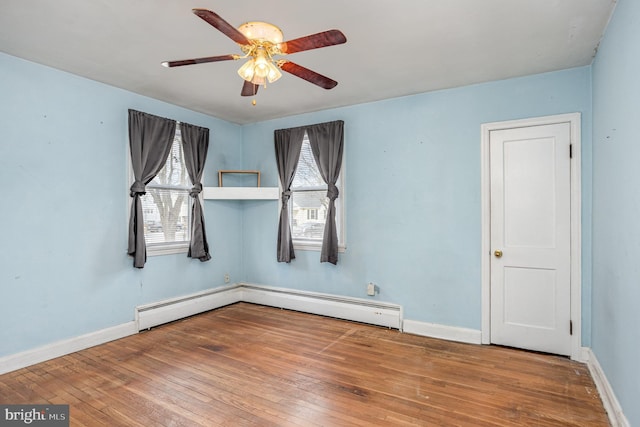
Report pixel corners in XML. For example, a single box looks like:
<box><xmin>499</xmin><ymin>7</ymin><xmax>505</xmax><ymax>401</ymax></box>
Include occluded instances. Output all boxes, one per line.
<box><xmin>293</xmin><ymin>241</ymin><xmax>346</xmax><ymax>253</ymax></box>
<box><xmin>147</xmin><ymin>243</ymin><xmax>189</xmax><ymax>257</ymax></box>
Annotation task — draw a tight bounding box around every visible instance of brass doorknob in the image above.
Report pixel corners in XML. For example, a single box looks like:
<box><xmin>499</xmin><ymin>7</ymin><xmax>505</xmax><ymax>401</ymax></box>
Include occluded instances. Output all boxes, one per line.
<box><xmin>494</xmin><ymin>250</ymin><xmax>503</xmax><ymax>258</ymax></box>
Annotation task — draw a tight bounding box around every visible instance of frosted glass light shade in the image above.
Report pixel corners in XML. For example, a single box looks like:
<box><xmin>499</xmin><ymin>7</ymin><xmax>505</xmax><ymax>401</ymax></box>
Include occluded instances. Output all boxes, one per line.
<box><xmin>254</xmin><ymin>49</ymin><xmax>270</xmax><ymax>78</ymax></box>
<box><xmin>265</xmin><ymin>62</ymin><xmax>282</xmax><ymax>83</ymax></box>
<box><xmin>237</xmin><ymin>59</ymin><xmax>256</xmax><ymax>81</ymax></box>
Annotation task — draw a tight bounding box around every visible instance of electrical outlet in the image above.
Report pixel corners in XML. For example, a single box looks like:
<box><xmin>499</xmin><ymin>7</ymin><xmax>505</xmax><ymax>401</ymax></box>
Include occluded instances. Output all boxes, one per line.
<box><xmin>367</xmin><ymin>282</ymin><xmax>376</xmax><ymax>296</ymax></box>
<box><xmin>224</xmin><ymin>273</ymin><xmax>230</xmax><ymax>284</ymax></box>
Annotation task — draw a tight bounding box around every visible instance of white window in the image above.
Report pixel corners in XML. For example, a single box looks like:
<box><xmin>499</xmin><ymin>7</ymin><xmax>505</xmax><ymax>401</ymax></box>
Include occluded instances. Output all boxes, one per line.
<box><xmin>139</xmin><ymin>125</ymin><xmax>192</xmax><ymax>256</ymax></box>
<box><xmin>289</xmin><ymin>134</ymin><xmax>345</xmax><ymax>251</ymax></box>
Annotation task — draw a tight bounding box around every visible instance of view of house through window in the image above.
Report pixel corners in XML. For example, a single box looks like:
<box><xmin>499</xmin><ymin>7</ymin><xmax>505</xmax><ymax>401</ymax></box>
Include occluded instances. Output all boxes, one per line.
<box><xmin>289</xmin><ymin>134</ymin><xmax>343</xmax><ymax>246</ymax></box>
<box><xmin>141</xmin><ymin>126</ymin><xmax>192</xmax><ymax>251</ymax></box>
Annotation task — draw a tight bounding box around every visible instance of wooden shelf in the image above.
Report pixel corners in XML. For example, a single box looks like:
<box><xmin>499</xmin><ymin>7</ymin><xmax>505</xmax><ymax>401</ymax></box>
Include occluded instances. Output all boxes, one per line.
<box><xmin>203</xmin><ymin>187</ymin><xmax>279</xmax><ymax>200</ymax></box>
<box><xmin>218</xmin><ymin>170</ymin><xmax>260</xmax><ymax>187</ymax></box>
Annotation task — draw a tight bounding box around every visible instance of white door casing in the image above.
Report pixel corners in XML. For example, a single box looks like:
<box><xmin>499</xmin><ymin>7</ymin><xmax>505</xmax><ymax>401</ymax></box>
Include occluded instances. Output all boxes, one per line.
<box><xmin>481</xmin><ymin>113</ymin><xmax>582</xmax><ymax>360</ymax></box>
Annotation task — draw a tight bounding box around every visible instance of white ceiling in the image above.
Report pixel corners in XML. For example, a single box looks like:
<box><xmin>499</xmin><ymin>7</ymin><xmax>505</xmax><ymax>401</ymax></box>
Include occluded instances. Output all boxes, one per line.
<box><xmin>0</xmin><ymin>0</ymin><xmax>615</xmax><ymax>125</ymax></box>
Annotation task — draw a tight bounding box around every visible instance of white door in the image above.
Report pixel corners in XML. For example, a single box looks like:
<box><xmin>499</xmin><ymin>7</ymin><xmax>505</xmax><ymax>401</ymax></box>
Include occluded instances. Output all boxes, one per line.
<box><xmin>489</xmin><ymin>122</ymin><xmax>572</xmax><ymax>356</ymax></box>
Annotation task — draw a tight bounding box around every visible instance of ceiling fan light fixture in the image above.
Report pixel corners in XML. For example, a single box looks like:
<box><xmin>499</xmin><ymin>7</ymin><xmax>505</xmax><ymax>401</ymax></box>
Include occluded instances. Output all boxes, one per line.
<box><xmin>253</xmin><ymin>48</ymin><xmax>270</xmax><ymax>78</ymax></box>
<box><xmin>238</xmin><ymin>47</ymin><xmax>282</xmax><ymax>85</ymax></box>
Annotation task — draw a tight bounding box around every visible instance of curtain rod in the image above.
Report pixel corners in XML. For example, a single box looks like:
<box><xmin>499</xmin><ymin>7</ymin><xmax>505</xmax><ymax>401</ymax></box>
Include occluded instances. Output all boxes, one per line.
<box><xmin>274</xmin><ymin>119</ymin><xmax>344</xmax><ymax>133</ymax></box>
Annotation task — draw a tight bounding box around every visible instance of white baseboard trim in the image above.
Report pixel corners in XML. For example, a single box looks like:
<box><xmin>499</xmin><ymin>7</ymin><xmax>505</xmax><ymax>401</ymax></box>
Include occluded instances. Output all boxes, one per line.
<box><xmin>238</xmin><ymin>282</ymin><xmax>402</xmax><ymax>329</ymax></box>
<box><xmin>402</xmin><ymin>319</ymin><xmax>482</xmax><ymax>345</ymax></box>
<box><xmin>576</xmin><ymin>346</ymin><xmax>591</xmax><ymax>363</ymax></box>
<box><xmin>0</xmin><ymin>321</ymin><xmax>137</xmax><ymax>375</ymax></box>
<box><xmin>586</xmin><ymin>348</ymin><xmax>630</xmax><ymax>427</ymax></box>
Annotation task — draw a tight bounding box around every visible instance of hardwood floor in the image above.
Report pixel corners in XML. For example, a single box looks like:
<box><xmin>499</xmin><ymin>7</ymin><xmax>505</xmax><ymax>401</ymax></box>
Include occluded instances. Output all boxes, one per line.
<box><xmin>1</xmin><ymin>302</ymin><xmax>609</xmax><ymax>426</ymax></box>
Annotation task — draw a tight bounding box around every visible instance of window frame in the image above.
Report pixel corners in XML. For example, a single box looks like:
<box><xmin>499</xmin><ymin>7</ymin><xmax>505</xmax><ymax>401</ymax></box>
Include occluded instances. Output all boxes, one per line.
<box><xmin>285</xmin><ymin>134</ymin><xmax>346</xmax><ymax>253</ymax></box>
<box><xmin>127</xmin><ymin>123</ymin><xmax>197</xmax><ymax>257</ymax></box>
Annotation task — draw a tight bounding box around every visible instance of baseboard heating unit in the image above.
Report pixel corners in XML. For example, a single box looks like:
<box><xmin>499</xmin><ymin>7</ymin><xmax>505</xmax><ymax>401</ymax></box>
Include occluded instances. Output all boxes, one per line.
<box><xmin>135</xmin><ymin>284</ymin><xmax>241</xmax><ymax>331</ymax></box>
<box><xmin>240</xmin><ymin>283</ymin><xmax>402</xmax><ymax>329</ymax></box>
<box><xmin>135</xmin><ymin>283</ymin><xmax>403</xmax><ymax>331</ymax></box>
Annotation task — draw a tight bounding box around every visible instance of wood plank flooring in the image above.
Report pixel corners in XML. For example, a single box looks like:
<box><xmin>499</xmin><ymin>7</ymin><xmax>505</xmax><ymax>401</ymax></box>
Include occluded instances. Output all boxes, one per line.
<box><xmin>0</xmin><ymin>302</ymin><xmax>609</xmax><ymax>426</ymax></box>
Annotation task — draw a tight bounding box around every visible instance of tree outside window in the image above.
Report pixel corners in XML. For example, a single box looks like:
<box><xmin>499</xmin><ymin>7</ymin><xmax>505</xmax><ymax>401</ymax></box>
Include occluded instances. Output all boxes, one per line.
<box><xmin>140</xmin><ymin>127</ymin><xmax>192</xmax><ymax>249</ymax></box>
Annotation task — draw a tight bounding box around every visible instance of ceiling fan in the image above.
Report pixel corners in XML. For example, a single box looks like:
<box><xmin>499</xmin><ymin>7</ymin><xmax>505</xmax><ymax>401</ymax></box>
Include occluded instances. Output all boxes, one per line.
<box><xmin>162</xmin><ymin>9</ymin><xmax>347</xmax><ymax>98</ymax></box>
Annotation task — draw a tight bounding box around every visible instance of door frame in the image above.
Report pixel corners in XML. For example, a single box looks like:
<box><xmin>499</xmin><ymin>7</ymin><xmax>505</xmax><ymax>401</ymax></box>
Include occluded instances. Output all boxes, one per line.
<box><xmin>480</xmin><ymin>113</ymin><xmax>582</xmax><ymax>360</ymax></box>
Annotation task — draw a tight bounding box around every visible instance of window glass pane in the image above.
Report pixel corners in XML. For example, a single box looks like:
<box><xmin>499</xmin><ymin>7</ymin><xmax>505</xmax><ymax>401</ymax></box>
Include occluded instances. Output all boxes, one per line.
<box><xmin>140</xmin><ymin>128</ymin><xmax>192</xmax><ymax>249</ymax></box>
<box><xmin>142</xmin><ymin>188</ymin><xmax>190</xmax><ymax>246</ymax></box>
<box><xmin>291</xmin><ymin>190</ymin><xmax>327</xmax><ymax>241</ymax></box>
<box><xmin>291</xmin><ymin>139</ymin><xmax>325</xmax><ymax>189</ymax></box>
<box><xmin>287</xmin><ymin>134</ymin><xmax>344</xmax><ymax>250</ymax></box>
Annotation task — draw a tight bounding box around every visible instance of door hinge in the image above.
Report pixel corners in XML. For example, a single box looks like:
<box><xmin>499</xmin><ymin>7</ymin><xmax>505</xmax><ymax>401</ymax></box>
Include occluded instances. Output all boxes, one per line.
<box><xmin>570</xmin><ymin>320</ymin><xmax>573</xmax><ymax>335</ymax></box>
<box><xmin>569</xmin><ymin>144</ymin><xmax>573</xmax><ymax>159</ymax></box>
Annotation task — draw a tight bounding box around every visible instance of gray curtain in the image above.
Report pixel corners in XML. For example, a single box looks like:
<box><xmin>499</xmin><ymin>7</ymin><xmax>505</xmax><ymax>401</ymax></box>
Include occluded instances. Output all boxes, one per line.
<box><xmin>307</xmin><ymin>120</ymin><xmax>344</xmax><ymax>264</ymax></box>
<box><xmin>274</xmin><ymin>127</ymin><xmax>306</xmax><ymax>262</ymax></box>
<box><xmin>181</xmin><ymin>122</ymin><xmax>211</xmax><ymax>262</ymax></box>
<box><xmin>127</xmin><ymin>109</ymin><xmax>176</xmax><ymax>268</ymax></box>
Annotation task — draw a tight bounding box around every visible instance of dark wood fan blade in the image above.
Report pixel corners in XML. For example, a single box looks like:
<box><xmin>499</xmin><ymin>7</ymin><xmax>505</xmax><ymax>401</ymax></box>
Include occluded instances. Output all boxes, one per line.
<box><xmin>161</xmin><ymin>54</ymin><xmax>236</xmax><ymax>68</ymax></box>
<box><xmin>279</xmin><ymin>61</ymin><xmax>338</xmax><ymax>89</ymax></box>
<box><xmin>280</xmin><ymin>30</ymin><xmax>346</xmax><ymax>54</ymax></box>
<box><xmin>192</xmin><ymin>8</ymin><xmax>250</xmax><ymax>45</ymax></box>
<box><xmin>241</xmin><ymin>80</ymin><xmax>259</xmax><ymax>96</ymax></box>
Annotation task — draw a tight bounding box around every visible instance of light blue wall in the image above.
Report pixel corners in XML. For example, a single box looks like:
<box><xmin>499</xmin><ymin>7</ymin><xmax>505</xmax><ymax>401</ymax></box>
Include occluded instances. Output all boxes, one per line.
<box><xmin>0</xmin><ymin>52</ymin><xmax>244</xmax><ymax>357</ymax></box>
<box><xmin>241</xmin><ymin>67</ymin><xmax>593</xmax><ymax>335</ymax></box>
<box><xmin>592</xmin><ymin>0</ymin><xmax>640</xmax><ymax>425</ymax></box>
<box><xmin>0</xmin><ymin>51</ymin><xmax>597</xmax><ymax>371</ymax></box>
